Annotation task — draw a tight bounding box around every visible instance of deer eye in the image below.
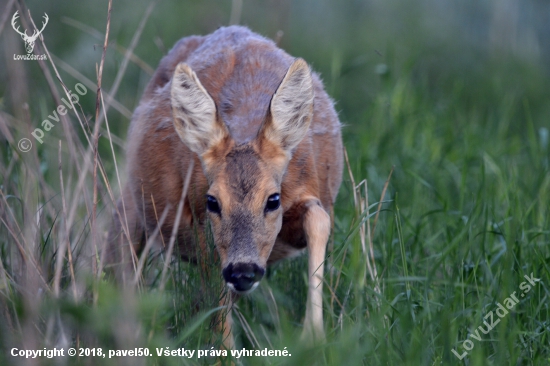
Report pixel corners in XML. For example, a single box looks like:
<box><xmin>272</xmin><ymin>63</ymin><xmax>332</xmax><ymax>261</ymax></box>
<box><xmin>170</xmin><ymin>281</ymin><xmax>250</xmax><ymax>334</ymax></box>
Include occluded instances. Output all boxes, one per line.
<box><xmin>265</xmin><ymin>193</ymin><xmax>281</xmax><ymax>212</ymax></box>
<box><xmin>206</xmin><ymin>195</ymin><xmax>221</xmax><ymax>214</ymax></box>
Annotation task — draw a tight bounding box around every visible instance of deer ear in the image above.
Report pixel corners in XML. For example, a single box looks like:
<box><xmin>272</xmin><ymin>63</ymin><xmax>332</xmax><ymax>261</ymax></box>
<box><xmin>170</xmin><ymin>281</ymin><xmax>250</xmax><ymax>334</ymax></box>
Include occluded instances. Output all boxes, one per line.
<box><xmin>261</xmin><ymin>58</ymin><xmax>314</xmax><ymax>155</ymax></box>
<box><xmin>171</xmin><ymin>63</ymin><xmax>228</xmax><ymax>156</ymax></box>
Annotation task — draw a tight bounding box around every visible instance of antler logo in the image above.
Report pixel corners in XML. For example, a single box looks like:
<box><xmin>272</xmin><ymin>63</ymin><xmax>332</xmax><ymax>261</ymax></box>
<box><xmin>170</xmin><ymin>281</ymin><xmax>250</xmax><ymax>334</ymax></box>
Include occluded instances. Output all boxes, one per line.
<box><xmin>11</xmin><ymin>11</ymin><xmax>49</xmax><ymax>54</ymax></box>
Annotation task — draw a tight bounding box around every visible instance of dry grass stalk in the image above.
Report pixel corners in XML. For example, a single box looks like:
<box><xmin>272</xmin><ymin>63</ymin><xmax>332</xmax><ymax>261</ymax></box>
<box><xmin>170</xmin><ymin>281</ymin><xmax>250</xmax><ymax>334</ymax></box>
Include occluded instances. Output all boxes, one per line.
<box><xmin>56</xmin><ymin>141</ymin><xmax>77</xmax><ymax>300</ymax></box>
<box><xmin>96</xmin><ymin>0</ymin><xmax>158</xmax><ymax>125</ymax></box>
<box><xmin>159</xmin><ymin>161</ymin><xmax>194</xmax><ymax>291</ymax></box>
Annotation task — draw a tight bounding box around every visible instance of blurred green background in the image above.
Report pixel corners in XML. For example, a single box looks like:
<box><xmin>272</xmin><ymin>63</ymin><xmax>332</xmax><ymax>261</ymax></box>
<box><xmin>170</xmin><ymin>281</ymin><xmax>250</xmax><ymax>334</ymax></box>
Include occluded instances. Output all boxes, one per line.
<box><xmin>4</xmin><ymin>0</ymin><xmax>550</xmax><ymax>143</ymax></box>
<box><xmin>0</xmin><ymin>0</ymin><xmax>549</xmax><ymax>365</ymax></box>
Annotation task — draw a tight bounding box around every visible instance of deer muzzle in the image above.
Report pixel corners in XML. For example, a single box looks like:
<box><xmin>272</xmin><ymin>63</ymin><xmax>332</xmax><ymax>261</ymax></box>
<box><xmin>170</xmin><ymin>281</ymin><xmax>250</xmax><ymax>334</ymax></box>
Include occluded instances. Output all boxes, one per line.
<box><xmin>222</xmin><ymin>263</ymin><xmax>265</xmax><ymax>293</ymax></box>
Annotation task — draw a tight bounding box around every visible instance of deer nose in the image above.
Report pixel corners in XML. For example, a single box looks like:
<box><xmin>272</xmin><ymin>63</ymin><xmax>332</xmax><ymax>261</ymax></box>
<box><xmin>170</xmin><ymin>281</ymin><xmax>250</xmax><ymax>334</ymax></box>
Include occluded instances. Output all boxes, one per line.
<box><xmin>222</xmin><ymin>263</ymin><xmax>265</xmax><ymax>293</ymax></box>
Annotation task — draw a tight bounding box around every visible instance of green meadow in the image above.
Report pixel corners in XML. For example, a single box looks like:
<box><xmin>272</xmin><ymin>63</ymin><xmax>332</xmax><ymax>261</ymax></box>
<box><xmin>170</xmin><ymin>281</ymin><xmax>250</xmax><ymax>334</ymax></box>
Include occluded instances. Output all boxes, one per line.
<box><xmin>0</xmin><ymin>0</ymin><xmax>549</xmax><ymax>365</ymax></box>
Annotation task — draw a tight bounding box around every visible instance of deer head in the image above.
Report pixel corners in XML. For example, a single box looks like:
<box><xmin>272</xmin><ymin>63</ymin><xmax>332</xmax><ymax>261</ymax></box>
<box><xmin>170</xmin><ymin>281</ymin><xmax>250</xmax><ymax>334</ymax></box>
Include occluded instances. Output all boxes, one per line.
<box><xmin>171</xmin><ymin>59</ymin><xmax>314</xmax><ymax>293</ymax></box>
<box><xmin>11</xmin><ymin>11</ymin><xmax>48</xmax><ymax>54</ymax></box>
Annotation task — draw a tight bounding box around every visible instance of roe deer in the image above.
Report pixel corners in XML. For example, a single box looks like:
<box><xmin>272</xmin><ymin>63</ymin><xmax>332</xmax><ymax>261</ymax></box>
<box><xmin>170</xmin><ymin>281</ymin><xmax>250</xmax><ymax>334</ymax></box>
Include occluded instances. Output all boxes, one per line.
<box><xmin>109</xmin><ymin>26</ymin><xmax>343</xmax><ymax>345</ymax></box>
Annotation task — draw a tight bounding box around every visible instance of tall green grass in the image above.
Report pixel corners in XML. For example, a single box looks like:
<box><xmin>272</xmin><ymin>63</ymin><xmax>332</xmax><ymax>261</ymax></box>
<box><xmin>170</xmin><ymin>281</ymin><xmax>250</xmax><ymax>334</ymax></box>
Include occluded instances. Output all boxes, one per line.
<box><xmin>1</xmin><ymin>0</ymin><xmax>549</xmax><ymax>365</ymax></box>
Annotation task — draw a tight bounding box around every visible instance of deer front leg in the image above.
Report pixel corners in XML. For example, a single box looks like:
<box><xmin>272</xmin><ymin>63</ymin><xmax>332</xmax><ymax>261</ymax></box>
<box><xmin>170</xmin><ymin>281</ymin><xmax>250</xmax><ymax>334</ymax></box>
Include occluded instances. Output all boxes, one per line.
<box><xmin>219</xmin><ymin>291</ymin><xmax>236</xmax><ymax>350</ymax></box>
<box><xmin>301</xmin><ymin>198</ymin><xmax>331</xmax><ymax>343</ymax></box>
<box><xmin>193</xmin><ymin>227</ymin><xmax>236</xmax><ymax>350</ymax></box>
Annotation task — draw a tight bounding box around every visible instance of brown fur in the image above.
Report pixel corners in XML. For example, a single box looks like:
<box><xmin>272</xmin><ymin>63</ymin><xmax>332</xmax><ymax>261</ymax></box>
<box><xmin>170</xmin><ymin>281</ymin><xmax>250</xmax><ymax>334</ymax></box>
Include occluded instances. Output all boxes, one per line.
<box><xmin>109</xmin><ymin>26</ymin><xmax>343</xmax><ymax>343</ymax></box>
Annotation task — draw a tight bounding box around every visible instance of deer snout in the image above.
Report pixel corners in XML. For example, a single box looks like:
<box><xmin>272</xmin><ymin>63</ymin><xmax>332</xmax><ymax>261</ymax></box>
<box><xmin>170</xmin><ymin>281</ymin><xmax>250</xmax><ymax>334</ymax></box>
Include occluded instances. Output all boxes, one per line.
<box><xmin>222</xmin><ymin>263</ymin><xmax>265</xmax><ymax>293</ymax></box>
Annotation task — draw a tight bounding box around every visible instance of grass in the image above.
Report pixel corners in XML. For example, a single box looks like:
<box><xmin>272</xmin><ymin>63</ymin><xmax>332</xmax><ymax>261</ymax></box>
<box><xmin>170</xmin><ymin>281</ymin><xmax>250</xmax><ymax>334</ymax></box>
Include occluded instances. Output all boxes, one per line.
<box><xmin>1</xmin><ymin>0</ymin><xmax>549</xmax><ymax>365</ymax></box>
